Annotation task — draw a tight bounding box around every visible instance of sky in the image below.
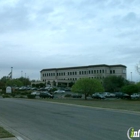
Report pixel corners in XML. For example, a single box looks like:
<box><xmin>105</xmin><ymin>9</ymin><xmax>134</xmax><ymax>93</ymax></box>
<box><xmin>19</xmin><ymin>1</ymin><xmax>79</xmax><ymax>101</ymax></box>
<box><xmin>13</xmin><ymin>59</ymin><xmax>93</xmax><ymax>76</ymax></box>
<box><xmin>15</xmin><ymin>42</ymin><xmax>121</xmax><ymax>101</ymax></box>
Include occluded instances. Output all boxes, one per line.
<box><xmin>0</xmin><ymin>0</ymin><xmax>140</xmax><ymax>82</ymax></box>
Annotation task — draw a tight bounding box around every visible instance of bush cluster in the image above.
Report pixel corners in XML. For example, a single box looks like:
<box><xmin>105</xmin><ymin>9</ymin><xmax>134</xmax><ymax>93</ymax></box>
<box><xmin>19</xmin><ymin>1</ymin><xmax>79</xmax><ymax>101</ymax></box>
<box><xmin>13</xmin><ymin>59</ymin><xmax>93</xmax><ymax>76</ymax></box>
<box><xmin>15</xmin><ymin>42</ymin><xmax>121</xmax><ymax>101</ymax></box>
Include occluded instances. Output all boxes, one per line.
<box><xmin>27</xmin><ymin>94</ymin><xmax>36</xmax><ymax>99</ymax></box>
<box><xmin>2</xmin><ymin>94</ymin><xmax>11</xmax><ymax>98</ymax></box>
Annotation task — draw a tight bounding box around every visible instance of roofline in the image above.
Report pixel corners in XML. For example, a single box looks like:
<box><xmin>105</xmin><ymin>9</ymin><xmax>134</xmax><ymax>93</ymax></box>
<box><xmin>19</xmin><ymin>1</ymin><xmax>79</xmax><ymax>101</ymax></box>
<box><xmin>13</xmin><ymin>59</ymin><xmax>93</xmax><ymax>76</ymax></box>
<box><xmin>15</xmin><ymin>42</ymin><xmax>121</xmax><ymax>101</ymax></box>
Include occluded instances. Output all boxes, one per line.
<box><xmin>40</xmin><ymin>64</ymin><xmax>126</xmax><ymax>72</ymax></box>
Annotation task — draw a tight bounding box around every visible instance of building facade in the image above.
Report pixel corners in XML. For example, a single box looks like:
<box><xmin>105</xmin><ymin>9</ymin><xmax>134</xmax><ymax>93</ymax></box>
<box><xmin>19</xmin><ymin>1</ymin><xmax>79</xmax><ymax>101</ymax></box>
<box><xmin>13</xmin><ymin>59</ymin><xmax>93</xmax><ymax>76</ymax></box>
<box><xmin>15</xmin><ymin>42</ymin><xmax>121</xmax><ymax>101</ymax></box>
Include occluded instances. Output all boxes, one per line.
<box><xmin>40</xmin><ymin>64</ymin><xmax>127</xmax><ymax>86</ymax></box>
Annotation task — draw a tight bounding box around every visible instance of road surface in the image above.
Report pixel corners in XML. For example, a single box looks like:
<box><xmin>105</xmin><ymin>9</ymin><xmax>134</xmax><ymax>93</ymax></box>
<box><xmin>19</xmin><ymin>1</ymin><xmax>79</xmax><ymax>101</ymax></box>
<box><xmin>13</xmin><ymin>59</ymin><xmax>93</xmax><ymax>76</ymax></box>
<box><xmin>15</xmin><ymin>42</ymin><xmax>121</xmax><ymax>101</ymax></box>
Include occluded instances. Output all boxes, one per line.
<box><xmin>0</xmin><ymin>98</ymin><xmax>140</xmax><ymax>140</ymax></box>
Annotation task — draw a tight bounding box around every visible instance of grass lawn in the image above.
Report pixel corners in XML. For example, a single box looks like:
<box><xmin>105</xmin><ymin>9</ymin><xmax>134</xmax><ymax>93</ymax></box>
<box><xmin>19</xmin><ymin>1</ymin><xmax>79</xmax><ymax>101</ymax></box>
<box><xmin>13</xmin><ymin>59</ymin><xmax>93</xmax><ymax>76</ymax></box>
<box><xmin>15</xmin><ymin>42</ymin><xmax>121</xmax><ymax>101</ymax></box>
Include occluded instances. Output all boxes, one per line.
<box><xmin>43</xmin><ymin>98</ymin><xmax>140</xmax><ymax>112</ymax></box>
<box><xmin>0</xmin><ymin>127</ymin><xmax>14</xmax><ymax>138</ymax></box>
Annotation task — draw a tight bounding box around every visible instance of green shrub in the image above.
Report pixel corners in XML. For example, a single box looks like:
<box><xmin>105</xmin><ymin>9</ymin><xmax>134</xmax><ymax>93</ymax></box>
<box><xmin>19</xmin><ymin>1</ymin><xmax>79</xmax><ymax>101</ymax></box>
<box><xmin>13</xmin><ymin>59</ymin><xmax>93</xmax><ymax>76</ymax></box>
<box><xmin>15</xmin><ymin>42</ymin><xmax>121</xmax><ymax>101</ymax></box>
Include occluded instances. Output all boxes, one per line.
<box><xmin>2</xmin><ymin>94</ymin><xmax>11</xmax><ymax>98</ymax></box>
<box><xmin>13</xmin><ymin>91</ymin><xmax>20</xmax><ymax>95</ymax></box>
<box><xmin>19</xmin><ymin>95</ymin><xmax>25</xmax><ymax>98</ymax></box>
<box><xmin>11</xmin><ymin>93</ymin><xmax>15</xmax><ymax>97</ymax></box>
<box><xmin>21</xmin><ymin>92</ymin><xmax>31</xmax><ymax>95</ymax></box>
<box><xmin>64</xmin><ymin>94</ymin><xmax>72</xmax><ymax>97</ymax></box>
<box><xmin>27</xmin><ymin>94</ymin><xmax>36</xmax><ymax>99</ymax></box>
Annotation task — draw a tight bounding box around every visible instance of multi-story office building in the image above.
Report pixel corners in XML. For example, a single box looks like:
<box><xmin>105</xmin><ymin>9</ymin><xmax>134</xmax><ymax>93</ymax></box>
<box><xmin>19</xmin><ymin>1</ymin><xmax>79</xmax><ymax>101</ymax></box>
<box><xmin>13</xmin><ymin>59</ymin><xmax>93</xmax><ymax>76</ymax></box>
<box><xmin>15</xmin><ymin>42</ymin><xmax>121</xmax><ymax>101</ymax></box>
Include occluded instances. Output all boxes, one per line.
<box><xmin>40</xmin><ymin>64</ymin><xmax>127</xmax><ymax>86</ymax></box>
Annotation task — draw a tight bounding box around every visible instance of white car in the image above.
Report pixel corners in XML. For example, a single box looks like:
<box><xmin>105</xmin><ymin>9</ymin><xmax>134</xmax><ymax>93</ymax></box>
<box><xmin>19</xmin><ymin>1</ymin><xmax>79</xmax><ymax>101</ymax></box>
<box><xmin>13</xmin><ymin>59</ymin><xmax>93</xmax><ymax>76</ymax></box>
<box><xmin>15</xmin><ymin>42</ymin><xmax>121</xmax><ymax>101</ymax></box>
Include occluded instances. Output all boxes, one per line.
<box><xmin>54</xmin><ymin>90</ymin><xmax>65</xmax><ymax>94</ymax></box>
<box><xmin>131</xmin><ymin>93</ymin><xmax>140</xmax><ymax>99</ymax></box>
<box><xmin>31</xmin><ymin>91</ymin><xmax>40</xmax><ymax>96</ymax></box>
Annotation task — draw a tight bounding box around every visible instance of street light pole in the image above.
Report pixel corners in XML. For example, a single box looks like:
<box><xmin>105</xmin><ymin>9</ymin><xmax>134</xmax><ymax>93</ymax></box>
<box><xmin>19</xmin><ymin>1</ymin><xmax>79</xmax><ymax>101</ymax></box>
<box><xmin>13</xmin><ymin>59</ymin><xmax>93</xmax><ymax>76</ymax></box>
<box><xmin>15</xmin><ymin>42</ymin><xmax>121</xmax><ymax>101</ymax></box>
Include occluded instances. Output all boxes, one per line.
<box><xmin>21</xmin><ymin>71</ymin><xmax>23</xmax><ymax>77</ymax></box>
<box><xmin>131</xmin><ymin>72</ymin><xmax>132</xmax><ymax>82</ymax></box>
<box><xmin>136</xmin><ymin>62</ymin><xmax>140</xmax><ymax>82</ymax></box>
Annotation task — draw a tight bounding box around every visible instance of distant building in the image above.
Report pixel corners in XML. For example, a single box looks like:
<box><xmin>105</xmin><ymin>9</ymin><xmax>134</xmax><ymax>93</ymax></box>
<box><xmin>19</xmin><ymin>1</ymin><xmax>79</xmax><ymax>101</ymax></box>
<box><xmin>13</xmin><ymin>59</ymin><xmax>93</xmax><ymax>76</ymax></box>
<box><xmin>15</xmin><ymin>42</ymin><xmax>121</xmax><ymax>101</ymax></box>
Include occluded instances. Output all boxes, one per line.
<box><xmin>40</xmin><ymin>64</ymin><xmax>127</xmax><ymax>87</ymax></box>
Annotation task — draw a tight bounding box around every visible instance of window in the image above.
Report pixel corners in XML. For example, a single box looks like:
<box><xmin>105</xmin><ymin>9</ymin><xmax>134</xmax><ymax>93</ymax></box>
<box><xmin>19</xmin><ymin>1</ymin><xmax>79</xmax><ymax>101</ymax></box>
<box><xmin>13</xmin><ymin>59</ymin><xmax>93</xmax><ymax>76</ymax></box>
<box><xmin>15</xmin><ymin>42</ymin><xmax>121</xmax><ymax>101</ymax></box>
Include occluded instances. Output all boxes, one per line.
<box><xmin>113</xmin><ymin>70</ymin><xmax>115</xmax><ymax>74</ymax></box>
<box><xmin>102</xmin><ymin>70</ymin><xmax>104</xmax><ymax>73</ymax></box>
<box><xmin>94</xmin><ymin>70</ymin><xmax>96</xmax><ymax>74</ymax></box>
<box><xmin>110</xmin><ymin>70</ymin><xmax>112</xmax><ymax>74</ymax></box>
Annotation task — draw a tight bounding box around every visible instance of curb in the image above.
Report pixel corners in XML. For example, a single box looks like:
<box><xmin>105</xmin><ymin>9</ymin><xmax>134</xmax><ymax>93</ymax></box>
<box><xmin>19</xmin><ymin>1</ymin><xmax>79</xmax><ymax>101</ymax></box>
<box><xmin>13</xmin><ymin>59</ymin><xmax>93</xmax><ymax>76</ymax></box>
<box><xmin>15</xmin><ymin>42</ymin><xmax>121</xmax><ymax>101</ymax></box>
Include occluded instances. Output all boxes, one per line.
<box><xmin>0</xmin><ymin>136</ymin><xmax>25</xmax><ymax>140</ymax></box>
<box><xmin>0</xmin><ymin>138</ymin><xmax>17</xmax><ymax>140</ymax></box>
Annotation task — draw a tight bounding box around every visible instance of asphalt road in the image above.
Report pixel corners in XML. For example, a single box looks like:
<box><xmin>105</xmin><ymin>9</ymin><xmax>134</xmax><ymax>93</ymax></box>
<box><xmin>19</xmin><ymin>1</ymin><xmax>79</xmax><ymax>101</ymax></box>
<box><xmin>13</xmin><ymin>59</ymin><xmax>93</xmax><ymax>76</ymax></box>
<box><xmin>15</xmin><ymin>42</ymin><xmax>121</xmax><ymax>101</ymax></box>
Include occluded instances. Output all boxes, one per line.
<box><xmin>0</xmin><ymin>98</ymin><xmax>140</xmax><ymax>140</ymax></box>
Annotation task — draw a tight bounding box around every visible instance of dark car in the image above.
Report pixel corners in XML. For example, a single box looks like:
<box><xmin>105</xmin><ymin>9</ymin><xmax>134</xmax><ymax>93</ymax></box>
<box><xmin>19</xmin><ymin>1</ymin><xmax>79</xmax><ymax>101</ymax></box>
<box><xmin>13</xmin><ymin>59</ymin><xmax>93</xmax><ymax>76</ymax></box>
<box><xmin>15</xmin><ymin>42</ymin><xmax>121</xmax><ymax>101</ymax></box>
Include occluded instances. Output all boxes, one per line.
<box><xmin>122</xmin><ymin>94</ymin><xmax>131</xmax><ymax>99</ymax></box>
<box><xmin>115</xmin><ymin>92</ymin><xmax>124</xmax><ymax>98</ymax></box>
<box><xmin>72</xmin><ymin>94</ymin><xmax>82</xmax><ymax>98</ymax></box>
<box><xmin>39</xmin><ymin>92</ymin><xmax>54</xmax><ymax>99</ymax></box>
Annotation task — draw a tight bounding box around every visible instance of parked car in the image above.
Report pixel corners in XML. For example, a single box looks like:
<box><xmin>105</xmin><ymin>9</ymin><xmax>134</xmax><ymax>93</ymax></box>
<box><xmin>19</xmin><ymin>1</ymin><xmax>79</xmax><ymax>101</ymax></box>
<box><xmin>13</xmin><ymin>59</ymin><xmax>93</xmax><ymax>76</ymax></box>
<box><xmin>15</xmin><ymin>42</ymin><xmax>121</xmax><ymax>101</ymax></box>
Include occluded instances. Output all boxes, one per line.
<box><xmin>103</xmin><ymin>92</ymin><xmax>115</xmax><ymax>98</ymax></box>
<box><xmin>39</xmin><ymin>92</ymin><xmax>54</xmax><ymax>99</ymax></box>
<box><xmin>122</xmin><ymin>94</ymin><xmax>131</xmax><ymax>99</ymax></box>
<box><xmin>72</xmin><ymin>94</ymin><xmax>82</xmax><ymax>98</ymax></box>
<box><xmin>92</xmin><ymin>93</ymin><xmax>105</xmax><ymax>99</ymax></box>
<box><xmin>115</xmin><ymin>92</ymin><xmax>124</xmax><ymax>99</ymax></box>
<box><xmin>31</xmin><ymin>91</ymin><xmax>40</xmax><ymax>96</ymax></box>
<box><xmin>19</xmin><ymin>86</ymin><xmax>27</xmax><ymax>90</ymax></box>
<box><xmin>31</xmin><ymin>87</ymin><xmax>38</xmax><ymax>90</ymax></box>
<box><xmin>37</xmin><ymin>88</ymin><xmax>47</xmax><ymax>91</ymax></box>
<box><xmin>131</xmin><ymin>93</ymin><xmax>140</xmax><ymax>99</ymax></box>
<box><xmin>54</xmin><ymin>90</ymin><xmax>65</xmax><ymax>94</ymax></box>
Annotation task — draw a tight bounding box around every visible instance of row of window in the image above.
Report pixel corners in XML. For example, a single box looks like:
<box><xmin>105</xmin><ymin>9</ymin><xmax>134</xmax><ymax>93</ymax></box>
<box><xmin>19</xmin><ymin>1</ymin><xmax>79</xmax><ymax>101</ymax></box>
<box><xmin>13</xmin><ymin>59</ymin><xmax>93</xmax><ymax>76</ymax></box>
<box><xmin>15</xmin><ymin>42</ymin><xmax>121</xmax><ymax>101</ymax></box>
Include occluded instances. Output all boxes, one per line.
<box><xmin>42</xmin><ymin>76</ymin><xmax>105</xmax><ymax>82</ymax></box>
<box><xmin>42</xmin><ymin>69</ymin><xmax>115</xmax><ymax>77</ymax></box>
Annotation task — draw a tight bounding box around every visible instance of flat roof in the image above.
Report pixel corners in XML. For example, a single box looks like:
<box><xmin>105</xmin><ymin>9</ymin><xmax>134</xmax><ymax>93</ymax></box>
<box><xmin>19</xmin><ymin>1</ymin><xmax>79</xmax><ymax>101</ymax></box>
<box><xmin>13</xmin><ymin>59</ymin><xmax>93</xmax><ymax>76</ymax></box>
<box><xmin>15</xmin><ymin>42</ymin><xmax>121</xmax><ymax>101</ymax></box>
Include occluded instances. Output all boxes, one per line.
<box><xmin>40</xmin><ymin>64</ymin><xmax>126</xmax><ymax>72</ymax></box>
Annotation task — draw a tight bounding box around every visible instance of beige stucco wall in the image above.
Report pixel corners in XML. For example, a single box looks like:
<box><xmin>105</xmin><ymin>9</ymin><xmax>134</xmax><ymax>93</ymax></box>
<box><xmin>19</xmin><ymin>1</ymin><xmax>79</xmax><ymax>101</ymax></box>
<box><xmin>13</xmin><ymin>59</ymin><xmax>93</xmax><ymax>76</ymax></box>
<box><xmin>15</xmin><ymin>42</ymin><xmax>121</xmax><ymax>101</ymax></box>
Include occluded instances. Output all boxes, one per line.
<box><xmin>40</xmin><ymin>65</ymin><xmax>126</xmax><ymax>85</ymax></box>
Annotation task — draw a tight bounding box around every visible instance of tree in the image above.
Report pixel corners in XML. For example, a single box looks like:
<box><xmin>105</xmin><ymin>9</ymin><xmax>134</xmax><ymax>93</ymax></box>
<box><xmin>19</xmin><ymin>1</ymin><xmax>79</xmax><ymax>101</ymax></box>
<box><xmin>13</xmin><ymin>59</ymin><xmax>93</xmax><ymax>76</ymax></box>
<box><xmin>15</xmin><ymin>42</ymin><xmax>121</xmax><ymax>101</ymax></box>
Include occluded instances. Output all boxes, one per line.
<box><xmin>6</xmin><ymin>79</ymin><xmax>23</xmax><ymax>87</ymax></box>
<box><xmin>18</xmin><ymin>77</ymin><xmax>31</xmax><ymax>86</ymax></box>
<box><xmin>136</xmin><ymin>82</ymin><xmax>140</xmax><ymax>92</ymax></box>
<box><xmin>0</xmin><ymin>81</ymin><xmax>6</xmax><ymax>90</ymax></box>
<box><xmin>103</xmin><ymin>75</ymin><xmax>129</xmax><ymax>92</ymax></box>
<box><xmin>69</xmin><ymin>82</ymin><xmax>74</xmax><ymax>87</ymax></box>
<box><xmin>121</xmin><ymin>84</ymin><xmax>138</xmax><ymax>95</ymax></box>
<box><xmin>72</xmin><ymin>78</ymin><xmax>104</xmax><ymax>100</ymax></box>
<box><xmin>1</xmin><ymin>76</ymin><xmax>8</xmax><ymax>84</ymax></box>
<box><xmin>33</xmin><ymin>83</ymin><xmax>45</xmax><ymax>88</ymax></box>
<box><xmin>53</xmin><ymin>81</ymin><xmax>56</xmax><ymax>86</ymax></box>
